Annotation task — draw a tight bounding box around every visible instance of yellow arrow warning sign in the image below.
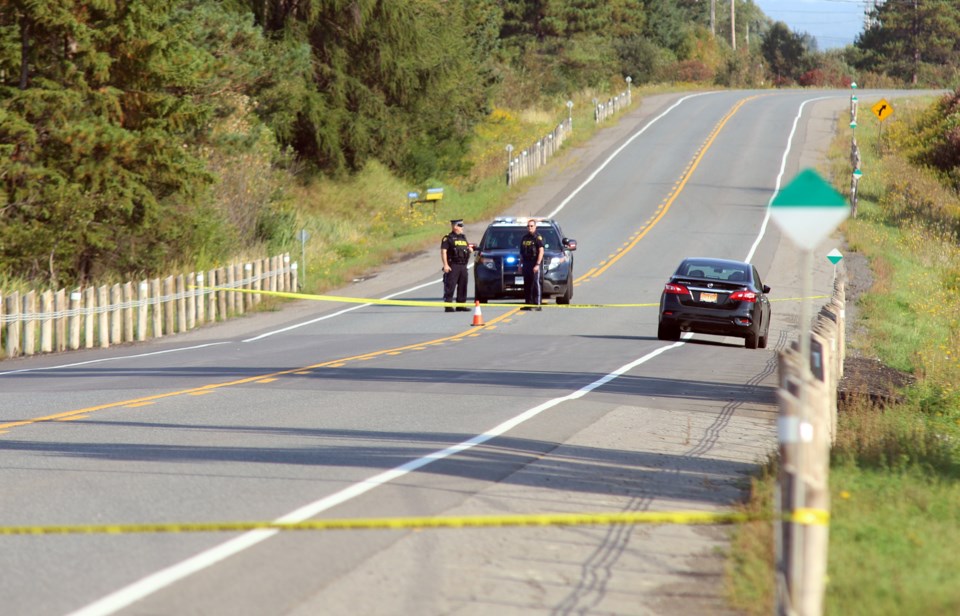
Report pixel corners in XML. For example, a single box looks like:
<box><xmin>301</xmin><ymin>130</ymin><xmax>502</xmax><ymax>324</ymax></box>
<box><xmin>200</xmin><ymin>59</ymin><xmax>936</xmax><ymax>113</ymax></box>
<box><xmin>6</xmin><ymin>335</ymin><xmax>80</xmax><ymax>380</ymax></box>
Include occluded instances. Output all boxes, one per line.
<box><xmin>871</xmin><ymin>98</ymin><xmax>893</xmax><ymax>121</ymax></box>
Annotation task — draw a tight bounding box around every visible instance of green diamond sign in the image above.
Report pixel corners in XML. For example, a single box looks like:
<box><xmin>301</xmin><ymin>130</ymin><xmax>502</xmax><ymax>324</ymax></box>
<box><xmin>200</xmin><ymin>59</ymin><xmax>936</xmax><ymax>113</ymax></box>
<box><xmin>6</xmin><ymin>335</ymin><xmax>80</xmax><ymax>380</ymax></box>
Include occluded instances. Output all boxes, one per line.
<box><xmin>827</xmin><ymin>248</ymin><xmax>843</xmax><ymax>265</ymax></box>
<box><xmin>770</xmin><ymin>169</ymin><xmax>850</xmax><ymax>251</ymax></box>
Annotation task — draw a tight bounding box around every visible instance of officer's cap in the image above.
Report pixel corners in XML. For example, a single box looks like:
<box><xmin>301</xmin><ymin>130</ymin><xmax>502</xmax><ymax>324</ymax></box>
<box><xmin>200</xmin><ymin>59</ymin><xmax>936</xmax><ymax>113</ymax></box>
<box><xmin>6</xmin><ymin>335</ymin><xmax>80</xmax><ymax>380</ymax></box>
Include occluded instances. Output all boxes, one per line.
<box><xmin>450</xmin><ymin>219</ymin><xmax>464</xmax><ymax>226</ymax></box>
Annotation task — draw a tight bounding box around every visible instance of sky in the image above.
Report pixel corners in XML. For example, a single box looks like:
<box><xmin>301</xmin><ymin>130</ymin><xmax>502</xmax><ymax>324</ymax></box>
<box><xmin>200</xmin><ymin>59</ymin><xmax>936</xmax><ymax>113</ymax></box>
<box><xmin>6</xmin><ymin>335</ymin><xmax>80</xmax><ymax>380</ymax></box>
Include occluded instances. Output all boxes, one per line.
<box><xmin>753</xmin><ymin>0</ymin><xmax>870</xmax><ymax>50</ymax></box>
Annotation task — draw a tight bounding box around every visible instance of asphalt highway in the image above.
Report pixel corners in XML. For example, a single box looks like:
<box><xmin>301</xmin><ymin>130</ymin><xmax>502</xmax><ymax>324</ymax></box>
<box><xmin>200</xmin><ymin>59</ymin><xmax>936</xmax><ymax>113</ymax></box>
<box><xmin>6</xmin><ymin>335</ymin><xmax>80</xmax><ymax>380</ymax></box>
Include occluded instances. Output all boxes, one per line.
<box><xmin>0</xmin><ymin>89</ymin><xmax>909</xmax><ymax>615</ymax></box>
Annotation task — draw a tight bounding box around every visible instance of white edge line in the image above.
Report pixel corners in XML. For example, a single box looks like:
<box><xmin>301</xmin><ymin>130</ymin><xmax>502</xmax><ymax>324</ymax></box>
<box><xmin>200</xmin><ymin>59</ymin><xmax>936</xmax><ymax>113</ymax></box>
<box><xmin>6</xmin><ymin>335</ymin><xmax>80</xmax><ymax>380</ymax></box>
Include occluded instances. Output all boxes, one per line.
<box><xmin>0</xmin><ymin>343</ymin><xmax>231</xmax><ymax>377</ymax></box>
<box><xmin>745</xmin><ymin>95</ymin><xmax>839</xmax><ymax>263</ymax></box>
<box><xmin>67</xmin><ymin>340</ymin><xmax>685</xmax><ymax>616</ymax></box>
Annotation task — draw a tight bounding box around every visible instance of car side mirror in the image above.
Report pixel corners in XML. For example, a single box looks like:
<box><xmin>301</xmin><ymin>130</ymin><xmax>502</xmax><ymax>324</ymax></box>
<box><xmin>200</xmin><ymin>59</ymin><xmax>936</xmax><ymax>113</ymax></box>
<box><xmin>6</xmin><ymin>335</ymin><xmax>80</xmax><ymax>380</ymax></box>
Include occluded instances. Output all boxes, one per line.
<box><xmin>564</xmin><ymin>238</ymin><xmax>577</xmax><ymax>251</ymax></box>
<box><xmin>763</xmin><ymin>285</ymin><xmax>771</xmax><ymax>294</ymax></box>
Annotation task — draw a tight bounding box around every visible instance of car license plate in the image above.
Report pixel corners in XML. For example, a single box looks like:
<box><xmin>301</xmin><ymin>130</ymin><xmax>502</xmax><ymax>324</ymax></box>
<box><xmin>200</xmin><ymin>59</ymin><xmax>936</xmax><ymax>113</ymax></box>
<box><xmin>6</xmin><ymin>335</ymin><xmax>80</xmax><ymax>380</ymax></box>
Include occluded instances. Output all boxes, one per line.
<box><xmin>700</xmin><ymin>292</ymin><xmax>718</xmax><ymax>303</ymax></box>
<box><xmin>515</xmin><ymin>276</ymin><xmax>524</xmax><ymax>286</ymax></box>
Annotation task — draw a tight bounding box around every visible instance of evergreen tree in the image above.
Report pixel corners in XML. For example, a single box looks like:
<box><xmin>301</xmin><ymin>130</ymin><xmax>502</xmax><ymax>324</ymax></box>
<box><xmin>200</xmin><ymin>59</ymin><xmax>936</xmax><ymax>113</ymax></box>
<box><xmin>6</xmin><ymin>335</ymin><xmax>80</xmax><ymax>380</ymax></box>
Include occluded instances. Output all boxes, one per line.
<box><xmin>761</xmin><ymin>21</ymin><xmax>810</xmax><ymax>84</ymax></box>
<box><xmin>0</xmin><ymin>1</ymin><xmax>284</xmax><ymax>283</ymax></box>
<box><xmin>857</xmin><ymin>0</ymin><xmax>960</xmax><ymax>85</ymax></box>
<box><xmin>246</xmin><ymin>0</ymin><xmax>494</xmax><ymax>180</ymax></box>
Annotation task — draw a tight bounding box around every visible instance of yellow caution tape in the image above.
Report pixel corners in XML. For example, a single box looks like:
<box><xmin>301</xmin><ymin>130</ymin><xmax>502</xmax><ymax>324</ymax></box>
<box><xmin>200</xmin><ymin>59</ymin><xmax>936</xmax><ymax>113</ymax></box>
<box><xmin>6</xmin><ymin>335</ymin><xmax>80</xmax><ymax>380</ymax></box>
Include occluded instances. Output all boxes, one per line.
<box><xmin>786</xmin><ymin>508</ymin><xmax>830</xmax><ymax>526</ymax></box>
<box><xmin>195</xmin><ymin>286</ymin><xmax>659</xmax><ymax>308</ymax></box>
<box><xmin>0</xmin><ymin>508</ymin><xmax>832</xmax><ymax>536</ymax></box>
<box><xmin>2</xmin><ymin>510</ymin><xmax>757</xmax><ymax>536</ymax></box>
<box><xmin>193</xmin><ymin>287</ymin><xmax>824</xmax><ymax>310</ymax></box>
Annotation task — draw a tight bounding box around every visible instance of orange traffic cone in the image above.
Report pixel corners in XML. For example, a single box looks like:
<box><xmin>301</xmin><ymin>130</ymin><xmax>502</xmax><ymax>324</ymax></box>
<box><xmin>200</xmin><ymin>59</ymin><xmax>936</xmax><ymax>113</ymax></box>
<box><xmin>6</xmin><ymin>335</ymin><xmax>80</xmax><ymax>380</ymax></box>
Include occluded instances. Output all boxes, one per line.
<box><xmin>470</xmin><ymin>300</ymin><xmax>485</xmax><ymax>326</ymax></box>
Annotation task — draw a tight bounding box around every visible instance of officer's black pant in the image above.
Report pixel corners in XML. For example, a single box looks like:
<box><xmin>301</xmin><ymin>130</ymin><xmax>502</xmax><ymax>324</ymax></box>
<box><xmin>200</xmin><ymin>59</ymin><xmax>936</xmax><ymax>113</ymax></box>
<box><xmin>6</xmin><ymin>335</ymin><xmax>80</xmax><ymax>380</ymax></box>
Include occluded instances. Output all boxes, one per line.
<box><xmin>443</xmin><ymin>263</ymin><xmax>468</xmax><ymax>308</ymax></box>
<box><xmin>522</xmin><ymin>263</ymin><xmax>542</xmax><ymax>306</ymax></box>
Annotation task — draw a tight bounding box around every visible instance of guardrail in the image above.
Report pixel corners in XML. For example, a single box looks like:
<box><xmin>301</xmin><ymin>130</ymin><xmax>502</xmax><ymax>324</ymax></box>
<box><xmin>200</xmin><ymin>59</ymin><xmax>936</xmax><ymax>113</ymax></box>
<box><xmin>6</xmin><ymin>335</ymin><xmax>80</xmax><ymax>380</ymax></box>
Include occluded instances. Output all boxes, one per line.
<box><xmin>1</xmin><ymin>253</ymin><xmax>296</xmax><ymax>359</ymax></box>
<box><xmin>776</xmin><ymin>269</ymin><xmax>846</xmax><ymax>616</ymax></box>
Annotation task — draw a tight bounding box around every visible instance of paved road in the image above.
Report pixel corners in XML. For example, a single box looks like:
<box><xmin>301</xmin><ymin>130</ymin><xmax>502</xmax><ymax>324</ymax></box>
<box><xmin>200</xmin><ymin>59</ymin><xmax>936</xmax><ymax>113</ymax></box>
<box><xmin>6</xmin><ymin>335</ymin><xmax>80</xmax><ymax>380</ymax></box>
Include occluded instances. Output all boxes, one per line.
<box><xmin>0</xmin><ymin>89</ymin><xmax>893</xmax><ymax>615</ymax></box>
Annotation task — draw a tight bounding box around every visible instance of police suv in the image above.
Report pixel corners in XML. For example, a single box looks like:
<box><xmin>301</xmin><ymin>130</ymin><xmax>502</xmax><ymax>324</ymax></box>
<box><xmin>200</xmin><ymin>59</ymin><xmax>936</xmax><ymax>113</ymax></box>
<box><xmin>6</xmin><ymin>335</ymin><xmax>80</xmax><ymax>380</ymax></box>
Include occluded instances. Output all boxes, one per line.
<box><xmin>473</xmin><ymin>217</ymin><xmax>577</xmax><ymax>304</ymax></box>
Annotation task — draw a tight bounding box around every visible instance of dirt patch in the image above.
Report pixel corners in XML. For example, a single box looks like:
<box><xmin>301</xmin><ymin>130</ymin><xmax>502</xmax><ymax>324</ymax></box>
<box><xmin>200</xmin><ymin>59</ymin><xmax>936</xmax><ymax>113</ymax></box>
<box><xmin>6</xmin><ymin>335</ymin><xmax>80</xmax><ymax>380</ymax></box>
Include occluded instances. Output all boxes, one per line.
<box><xmin>839</xmin><ymin>356</ymin><xmax>916</xmax><ymax>406</ymax></box>
<box><xmin>837</xmin><ymin>243</ymin><xmax>916</xmax><ymax>406</ymax></box>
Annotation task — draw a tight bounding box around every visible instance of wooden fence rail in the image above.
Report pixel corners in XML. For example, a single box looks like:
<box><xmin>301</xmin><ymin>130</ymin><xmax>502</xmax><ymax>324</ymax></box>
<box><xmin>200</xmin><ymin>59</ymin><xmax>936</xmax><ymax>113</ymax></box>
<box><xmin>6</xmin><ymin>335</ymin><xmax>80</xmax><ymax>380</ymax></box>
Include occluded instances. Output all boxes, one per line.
<box><xmin>504</xmin><ymin>86</ymin><xmax>632</xmax><ymax>187</ymax></box>
<box><xmin>505</xmin><ymin>118</ymin><xmax>572</xmax><ymax>186</ymax></box>
<box><xmin>1</xmin><ymin>253</ymin><xmax>297</xmax><ymax>360</ymax></box>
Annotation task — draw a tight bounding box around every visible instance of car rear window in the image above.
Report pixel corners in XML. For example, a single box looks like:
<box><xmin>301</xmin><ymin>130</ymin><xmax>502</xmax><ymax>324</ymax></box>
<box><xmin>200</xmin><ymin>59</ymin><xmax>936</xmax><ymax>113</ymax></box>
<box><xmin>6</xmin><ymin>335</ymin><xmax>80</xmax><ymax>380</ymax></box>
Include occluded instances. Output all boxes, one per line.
<box><xmin>682</xmin><ymin>263</ymin><xmax>748</xmax><ymax>282</ymax></box>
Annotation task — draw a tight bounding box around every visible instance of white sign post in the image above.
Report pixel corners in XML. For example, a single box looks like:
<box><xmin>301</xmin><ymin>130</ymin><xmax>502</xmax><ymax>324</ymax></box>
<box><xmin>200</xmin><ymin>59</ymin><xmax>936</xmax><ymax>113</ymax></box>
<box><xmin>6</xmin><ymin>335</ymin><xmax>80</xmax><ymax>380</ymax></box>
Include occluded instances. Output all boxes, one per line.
<box><xmin>769</xmin><ymin>168</ymin><xmax>850</xmax><ymax>616</ymax></box>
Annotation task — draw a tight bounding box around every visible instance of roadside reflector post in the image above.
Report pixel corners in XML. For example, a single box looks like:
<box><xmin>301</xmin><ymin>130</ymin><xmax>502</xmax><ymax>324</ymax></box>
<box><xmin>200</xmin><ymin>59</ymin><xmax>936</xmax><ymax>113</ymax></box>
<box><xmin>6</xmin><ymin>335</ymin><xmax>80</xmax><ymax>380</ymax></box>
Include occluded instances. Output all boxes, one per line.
<box><xmin>769</xmin><ymin>169</ymin><xmax>850</xmax><ymax>616</ymax></box>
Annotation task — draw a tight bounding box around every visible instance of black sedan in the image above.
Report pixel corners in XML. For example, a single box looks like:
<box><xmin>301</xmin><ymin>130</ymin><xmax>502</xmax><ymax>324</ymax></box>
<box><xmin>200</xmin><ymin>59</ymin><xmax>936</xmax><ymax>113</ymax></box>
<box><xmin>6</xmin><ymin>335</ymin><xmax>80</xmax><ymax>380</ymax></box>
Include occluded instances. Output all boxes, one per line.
<box><xmin>657</xmin><ymin>257</ymin><xmax>771</xmax><ymax>349</ymax></box>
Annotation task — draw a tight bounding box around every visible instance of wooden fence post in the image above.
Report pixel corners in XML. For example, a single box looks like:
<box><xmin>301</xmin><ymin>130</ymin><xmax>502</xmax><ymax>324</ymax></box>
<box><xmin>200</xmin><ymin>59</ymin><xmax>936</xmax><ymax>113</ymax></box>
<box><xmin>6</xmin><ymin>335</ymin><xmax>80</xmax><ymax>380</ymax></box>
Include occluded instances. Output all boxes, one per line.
<box><xmin>137</xmin><ymin>281</ymin><xmax>148</xmax><ymax>342</ymax></box>
<box><xmin>225</xmin><ymin>266</ymin><xmax>236</xmax><ymax>315</ymax></box>
<box><xmin>194</xmin><ymin>272</ymin><xmax>205</xmax><ymax>326</ymax></box>
<box><xmin>162</xmin><ymin>276</ymin><xmax>174</xmax><ymax>336</ymax></box>
<box><xmin>123</xmin><ymin>282</ymin><xmax>134</xmax><ymax>343</ymax></box>
<box><xmin>151</xmin><ymin>278</ymin><xmax>162</xmax><ymax>339</ymax></box>
<box><xmin>22</xmin><ymin>291</ymin><xmax>36</xmax><ymax>356</ymax></box>
<box><xmin>217</xmin><ymin>268</ymin><xmax>227</xmax><ymax>320</ymax></box>
<box><xmin>54</xmin><ymin>289</ymin><xmax>66</xmax><ymax>351</ymax></box>
<box><xmin>0</xmin><ymin>291</ymin><xmax>5</xmax><ymax>356</ymax></box>
<box><xmin>69</xmin><ymin>289</ymin><xmax>82</xmax><ymax>350</ymax></box>
<box><xmin>241</xmin><ymin>263</ymin><xmax>252</xmax><ymax>312</ymax></box>
<box><xmin>207</xmin><ymin>269</ymin><xmax>218</xmax><ymax>323</ymax></box>
<box><xmin>84</xmin><ymin>287</ymin><xmax>95</xmax><ymax>349</ymax></box>
<box><xmin>176</xmin><ymin>274</ymin><xmax>187</xmax><ymax>333</ymax></box>
<box><xmin>40</xmin><ymin>290</ymin><xmax>52</xmax><ymax>353</ymax></box>
<box><xmin>186</xmin><ymin>273</ymin><xmax>196</xmax><ymax>330</ymax></box>
<box><xmin>110</xmin><ymin>284</ymin><xmax>122</xmax><ymax>344</ymax></box>
<box><xmin>98</xmin><ymin>285</ymin><xmax>109</xmax><ymax>349</ymax></box>
<box><xmin>5</xmin><ymin>292</ymin><xmax>20</xmax><ymax>357</ymax></box>
<box><xmin>254</xmin><ymin>259</ymin><xmax>263</xmax><ymax>305</ymax></box>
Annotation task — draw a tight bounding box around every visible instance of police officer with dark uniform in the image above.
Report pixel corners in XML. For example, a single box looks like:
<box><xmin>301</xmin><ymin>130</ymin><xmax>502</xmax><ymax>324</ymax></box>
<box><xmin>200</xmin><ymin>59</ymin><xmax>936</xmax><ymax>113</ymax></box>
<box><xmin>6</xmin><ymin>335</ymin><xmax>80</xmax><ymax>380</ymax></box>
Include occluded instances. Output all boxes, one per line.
<box><xmin>519</xmin><ymin>219</ymin><xmax>545</xmax><ymax>311</ymax></box>
<box><xmin>440</xmin><ymin>219</ymin><xmax>473</xmax><ymax>312</ymax></box>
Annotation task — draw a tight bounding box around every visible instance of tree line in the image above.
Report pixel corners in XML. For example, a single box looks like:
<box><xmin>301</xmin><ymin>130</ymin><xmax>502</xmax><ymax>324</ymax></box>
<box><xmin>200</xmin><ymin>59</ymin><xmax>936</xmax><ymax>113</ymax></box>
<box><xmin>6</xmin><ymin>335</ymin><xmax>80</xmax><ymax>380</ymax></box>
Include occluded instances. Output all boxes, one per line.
<box><xmin>1</xmin><ymin>0</ymin><xmax>955</xmax><ymax>287</ymax></box>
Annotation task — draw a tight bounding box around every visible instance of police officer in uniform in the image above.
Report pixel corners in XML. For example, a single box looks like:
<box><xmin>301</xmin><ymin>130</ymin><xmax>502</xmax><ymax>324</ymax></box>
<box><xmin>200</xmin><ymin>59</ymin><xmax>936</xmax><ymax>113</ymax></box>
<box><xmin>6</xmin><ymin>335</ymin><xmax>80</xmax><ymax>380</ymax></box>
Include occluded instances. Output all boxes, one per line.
<box><xmin>441</xmin><ymin>219</ymin><xmax>473</xmax><ymax>312</ymax></box>
<box><xmin>519</xmin><ymin>219</ymin><xmax>545</xmax><ymax>311</ymax></box>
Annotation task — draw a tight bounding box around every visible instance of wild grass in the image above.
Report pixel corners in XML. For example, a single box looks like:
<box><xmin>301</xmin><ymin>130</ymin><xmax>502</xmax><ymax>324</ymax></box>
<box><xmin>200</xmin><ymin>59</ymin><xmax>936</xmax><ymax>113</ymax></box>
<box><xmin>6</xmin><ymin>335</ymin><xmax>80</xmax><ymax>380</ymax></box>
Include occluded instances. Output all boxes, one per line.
<box><xmin>727</xmin><ymin>96</ymin><xmax>960</xmax><ymax>614</ymax></box>
<box><xmin>828</xmin><ymin>461</ymin><xmax>960</xmax><ymax>615</ymax></box>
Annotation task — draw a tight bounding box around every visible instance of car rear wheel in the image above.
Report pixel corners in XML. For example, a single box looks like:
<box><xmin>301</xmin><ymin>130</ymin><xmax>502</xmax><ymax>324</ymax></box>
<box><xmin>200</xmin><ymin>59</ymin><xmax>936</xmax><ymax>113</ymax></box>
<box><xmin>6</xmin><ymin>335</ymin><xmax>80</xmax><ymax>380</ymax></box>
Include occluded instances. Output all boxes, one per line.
<box><xmin>745</xmin><ymin>332</ymin><xmax>759</xmax><ymax>349</ymax></box>
<box><xmin>657</xmin><ymin>322</ymin><xmax>680</xmax><ymax>341</ymax></box>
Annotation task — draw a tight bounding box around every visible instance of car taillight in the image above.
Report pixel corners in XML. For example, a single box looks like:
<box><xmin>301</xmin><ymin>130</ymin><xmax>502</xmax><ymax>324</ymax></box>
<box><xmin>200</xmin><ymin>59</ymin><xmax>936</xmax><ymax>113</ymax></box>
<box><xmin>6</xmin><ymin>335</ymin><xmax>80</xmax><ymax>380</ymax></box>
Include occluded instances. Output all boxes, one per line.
<box><xmin>663</xmin><ymin>283</ymin><xmax>690</xmax><ymax>295</ymax></box>
<box><xmin>729</xmin><ymin>290</ymin><xmax>757</xmax><ymax>302</ymax></box>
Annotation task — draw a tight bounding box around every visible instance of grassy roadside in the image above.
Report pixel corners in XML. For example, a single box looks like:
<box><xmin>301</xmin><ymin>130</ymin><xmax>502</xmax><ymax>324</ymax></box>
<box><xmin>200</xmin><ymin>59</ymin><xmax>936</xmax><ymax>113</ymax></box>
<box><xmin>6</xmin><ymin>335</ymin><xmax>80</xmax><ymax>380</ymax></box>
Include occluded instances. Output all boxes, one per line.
<box><xmin>727</xmin><ymin>97</ymin><xmax>960</xmax><ymax>614</ymax></box>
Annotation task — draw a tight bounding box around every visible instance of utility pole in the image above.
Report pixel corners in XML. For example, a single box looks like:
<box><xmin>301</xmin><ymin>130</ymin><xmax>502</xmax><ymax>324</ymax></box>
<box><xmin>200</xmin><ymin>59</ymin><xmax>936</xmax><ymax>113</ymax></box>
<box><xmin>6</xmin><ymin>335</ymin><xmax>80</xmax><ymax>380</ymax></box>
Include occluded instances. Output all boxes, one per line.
<box><xmin>730</xmin><ymin>0</ymin><xmax>736</xmax><ymax>51</ymax></box>
<box><xmin>710</xmin><ymin>0</ymin><xmax>716</xmax><ymax>37</ymax></box>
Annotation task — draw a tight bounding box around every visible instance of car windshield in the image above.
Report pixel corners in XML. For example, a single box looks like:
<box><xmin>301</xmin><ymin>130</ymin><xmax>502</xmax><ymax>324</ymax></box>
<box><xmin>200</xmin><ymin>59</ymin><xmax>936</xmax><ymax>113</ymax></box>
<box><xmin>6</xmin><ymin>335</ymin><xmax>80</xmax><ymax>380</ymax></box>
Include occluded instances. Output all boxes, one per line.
<box><xmin>681</xmin><ymin>262</ymin><xmax>748</xmax><ymax>283</ymax></box>
<box><xmin>483</xmin><ymin>226</ymin><xmax>561</xmax><ymax>250</ymax></box>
